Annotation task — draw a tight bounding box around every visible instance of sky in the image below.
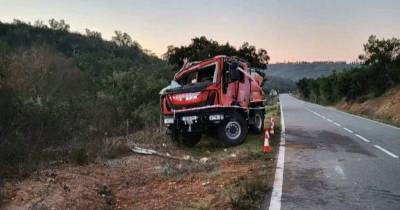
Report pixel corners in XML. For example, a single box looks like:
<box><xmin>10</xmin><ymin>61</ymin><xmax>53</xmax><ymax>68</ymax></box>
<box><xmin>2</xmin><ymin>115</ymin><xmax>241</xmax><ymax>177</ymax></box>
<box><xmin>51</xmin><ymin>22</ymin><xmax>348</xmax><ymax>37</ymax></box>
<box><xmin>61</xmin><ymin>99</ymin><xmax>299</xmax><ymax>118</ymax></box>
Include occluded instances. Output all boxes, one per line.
<box><xmin>1</xmin><ymin>0</ymin><xmax>400</xmax><ymax>63</ymax></box>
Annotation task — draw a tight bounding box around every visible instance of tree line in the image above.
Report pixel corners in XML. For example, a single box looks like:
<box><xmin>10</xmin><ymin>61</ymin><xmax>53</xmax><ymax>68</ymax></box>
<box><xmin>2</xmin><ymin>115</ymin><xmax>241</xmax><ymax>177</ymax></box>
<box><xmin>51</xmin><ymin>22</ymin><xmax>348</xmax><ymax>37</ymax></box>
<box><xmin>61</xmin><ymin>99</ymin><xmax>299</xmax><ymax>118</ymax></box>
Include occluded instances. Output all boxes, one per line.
<box><xmin>297</xmin><ymin>35</ymin><xmax>400</xmax><ymax>104</ymax></box>
<box><xmin>164</xmin><ymin>36</ymin><xmax>270</xmax><ymax>69</ymax></box>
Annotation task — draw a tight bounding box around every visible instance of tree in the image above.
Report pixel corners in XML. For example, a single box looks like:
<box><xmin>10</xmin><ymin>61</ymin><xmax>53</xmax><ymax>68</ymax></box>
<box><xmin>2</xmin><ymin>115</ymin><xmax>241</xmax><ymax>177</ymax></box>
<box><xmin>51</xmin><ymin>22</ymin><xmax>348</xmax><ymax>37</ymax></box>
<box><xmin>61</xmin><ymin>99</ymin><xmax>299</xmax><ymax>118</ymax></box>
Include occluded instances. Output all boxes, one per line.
<box><xmin>85</xmin><ymin>28</ymin><xmax>102</xmax><ymax>39</ymax></box>
<box><xmin>33</xmin><ymin>20</ymin><xmax>48</xmax><ymax>28</ymax></box>
<box><xmin>359</xmin><ymin>35</ymin><xmax>400</xmax><ymax>94</ymax></box>
<box><xmin>164</xmin><ymin>36</ymin><xmax>270</xmax><ymax>69</ymax></box>
<box><xmin>48</xmin><ymin>19</ymin><xmax>70</xmax><ymax>31</ymax></box>
<box><xmin>112</xmin><ymin>31</ymin><xmax>140</xmax><ymax>48</ymax></box>
<box><xmin>359</xmin><ymin>35</ymin><xmax>400</xmax><ymax>66</ymax></box>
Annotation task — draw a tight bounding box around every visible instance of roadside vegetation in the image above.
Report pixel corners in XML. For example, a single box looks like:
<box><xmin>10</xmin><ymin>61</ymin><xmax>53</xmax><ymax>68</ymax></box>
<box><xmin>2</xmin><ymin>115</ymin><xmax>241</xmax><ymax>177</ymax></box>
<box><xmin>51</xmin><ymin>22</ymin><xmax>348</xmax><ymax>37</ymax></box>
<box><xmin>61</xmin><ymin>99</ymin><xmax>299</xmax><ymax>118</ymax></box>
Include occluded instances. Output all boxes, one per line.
<box><xmin>297</xmin><ymin>36</ymin><xmax>400</xmax><ymax>124</ymax></box>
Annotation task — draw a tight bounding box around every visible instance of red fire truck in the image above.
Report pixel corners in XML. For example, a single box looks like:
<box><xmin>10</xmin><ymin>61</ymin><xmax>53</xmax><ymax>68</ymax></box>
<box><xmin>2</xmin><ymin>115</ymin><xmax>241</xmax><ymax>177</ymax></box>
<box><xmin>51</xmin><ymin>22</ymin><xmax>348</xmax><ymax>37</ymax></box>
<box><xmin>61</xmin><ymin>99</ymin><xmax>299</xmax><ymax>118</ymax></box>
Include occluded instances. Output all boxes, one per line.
<box><xmin>160</xmin><ymin>55</ymin><xmax>266</xmax><ymax>146</ymax></box>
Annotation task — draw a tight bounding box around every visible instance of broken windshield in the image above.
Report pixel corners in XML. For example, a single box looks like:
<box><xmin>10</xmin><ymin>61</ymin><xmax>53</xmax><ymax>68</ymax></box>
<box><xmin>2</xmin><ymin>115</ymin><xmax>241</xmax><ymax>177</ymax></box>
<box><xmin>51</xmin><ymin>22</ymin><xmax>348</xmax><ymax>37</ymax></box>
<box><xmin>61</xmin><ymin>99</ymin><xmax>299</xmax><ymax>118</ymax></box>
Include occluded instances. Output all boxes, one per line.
<box><xmin>176</xmin><ymin>63</ymin><xmax>217</xmax><ymax>86</ymax></box>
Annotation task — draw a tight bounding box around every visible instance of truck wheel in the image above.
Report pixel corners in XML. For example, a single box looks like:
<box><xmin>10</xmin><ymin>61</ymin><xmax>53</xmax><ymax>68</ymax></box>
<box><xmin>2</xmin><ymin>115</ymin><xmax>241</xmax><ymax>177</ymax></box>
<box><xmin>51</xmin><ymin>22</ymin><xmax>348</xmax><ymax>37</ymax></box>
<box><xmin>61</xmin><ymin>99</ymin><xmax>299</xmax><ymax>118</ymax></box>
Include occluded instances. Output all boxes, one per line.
<box><xmin>182</xmin><ymin>134</ymin><xmax>201</xmax><ymax>147</ymax></box>
<box><xmin>218</xmin><ymin>112</ymin><xmax>248</xmax><ymax>146</ymax></box>
<box><xmin>250</xmin><ymin>110</ymin><xmax>264</xmax><ymax>133</ymax></box>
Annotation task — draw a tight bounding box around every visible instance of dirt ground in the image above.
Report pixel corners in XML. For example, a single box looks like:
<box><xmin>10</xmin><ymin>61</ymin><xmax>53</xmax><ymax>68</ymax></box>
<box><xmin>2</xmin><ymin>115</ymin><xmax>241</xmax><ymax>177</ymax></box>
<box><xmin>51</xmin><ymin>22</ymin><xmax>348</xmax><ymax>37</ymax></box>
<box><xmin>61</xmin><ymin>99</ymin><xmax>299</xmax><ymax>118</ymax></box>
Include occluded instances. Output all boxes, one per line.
<box><xmin>0</xmin><ymin>135</ymin><xmax>279</xmax><ymax>210</ymax></box>
<box><xmin>336</xmin><ymin>86</ymin><xmax>400</xmax><ymax>126</ymax></box>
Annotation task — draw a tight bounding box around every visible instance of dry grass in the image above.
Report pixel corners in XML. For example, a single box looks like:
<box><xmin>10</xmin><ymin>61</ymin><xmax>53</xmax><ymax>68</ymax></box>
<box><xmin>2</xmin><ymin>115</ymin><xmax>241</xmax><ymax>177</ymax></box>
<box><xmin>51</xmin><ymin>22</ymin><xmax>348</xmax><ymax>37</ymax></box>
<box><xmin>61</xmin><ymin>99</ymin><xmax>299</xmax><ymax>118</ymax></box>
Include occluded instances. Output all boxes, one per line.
<box><xmin>337</xmin><ymin>86</ymin><xmax>400</xmax><ymax>126</ymax></box>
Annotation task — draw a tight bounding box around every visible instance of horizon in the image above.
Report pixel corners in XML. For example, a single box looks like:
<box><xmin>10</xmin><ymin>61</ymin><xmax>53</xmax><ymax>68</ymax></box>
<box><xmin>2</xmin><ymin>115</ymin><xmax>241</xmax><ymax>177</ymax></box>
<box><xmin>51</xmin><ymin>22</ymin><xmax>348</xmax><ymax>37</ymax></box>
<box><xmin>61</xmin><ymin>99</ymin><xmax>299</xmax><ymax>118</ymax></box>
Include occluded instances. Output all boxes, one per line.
<box><xmin>1</xmin><ymin>0</ymin><xmax>399</xmax><ymax>63</ymax></box>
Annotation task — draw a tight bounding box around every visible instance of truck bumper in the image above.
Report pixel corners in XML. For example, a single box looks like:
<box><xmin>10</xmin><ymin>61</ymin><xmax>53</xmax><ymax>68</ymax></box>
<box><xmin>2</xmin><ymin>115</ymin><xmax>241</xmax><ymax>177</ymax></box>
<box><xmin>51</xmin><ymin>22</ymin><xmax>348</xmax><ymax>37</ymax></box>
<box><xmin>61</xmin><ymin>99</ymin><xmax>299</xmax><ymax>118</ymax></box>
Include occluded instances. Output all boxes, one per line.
<box><xmin>163</xmin><ymin>108</ymin><xmax>230</xmax><ymax>134</ymax></box>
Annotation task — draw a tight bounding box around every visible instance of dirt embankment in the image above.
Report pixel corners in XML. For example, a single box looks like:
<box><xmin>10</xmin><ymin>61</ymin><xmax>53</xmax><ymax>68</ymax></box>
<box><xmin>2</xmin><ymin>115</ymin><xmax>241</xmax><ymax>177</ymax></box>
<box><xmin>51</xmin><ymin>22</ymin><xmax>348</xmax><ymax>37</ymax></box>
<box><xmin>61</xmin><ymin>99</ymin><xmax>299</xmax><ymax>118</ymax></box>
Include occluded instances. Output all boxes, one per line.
<box><xmin>336</xmin><ymin>86</ymin><xmax>400</xmax><ymax>125</ymax></box>
<box><xmin>0</xmin><ymin>139</ymin><xmax>278</xmax><ymax>210</ymax></box>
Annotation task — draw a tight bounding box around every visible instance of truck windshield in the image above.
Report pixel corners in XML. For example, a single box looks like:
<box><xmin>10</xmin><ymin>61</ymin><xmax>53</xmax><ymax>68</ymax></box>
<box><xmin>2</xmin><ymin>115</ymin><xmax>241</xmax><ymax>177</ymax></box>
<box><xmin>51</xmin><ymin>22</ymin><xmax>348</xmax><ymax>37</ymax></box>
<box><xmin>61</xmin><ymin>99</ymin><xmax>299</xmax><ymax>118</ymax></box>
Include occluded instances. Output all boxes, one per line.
<box><xmin>176</xmin><ymin>64</ymin><xmax>217</xmax><ymax>86</ymax></box>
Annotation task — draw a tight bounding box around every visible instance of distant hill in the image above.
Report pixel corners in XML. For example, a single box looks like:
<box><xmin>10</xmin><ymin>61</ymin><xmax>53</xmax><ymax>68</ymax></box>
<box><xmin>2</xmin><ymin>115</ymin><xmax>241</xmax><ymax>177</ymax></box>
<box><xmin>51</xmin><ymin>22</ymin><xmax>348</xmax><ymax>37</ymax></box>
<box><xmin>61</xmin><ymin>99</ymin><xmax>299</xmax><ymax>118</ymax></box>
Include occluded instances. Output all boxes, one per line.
<box><xmin>265</xmin><ymin>62</ymin><xmax>359</xmax><ymax>81</ymax></box>
<box><xmin>263</xmin><ymin>75</ymin><xmax>297</xmax><ymax>93</ymax></box>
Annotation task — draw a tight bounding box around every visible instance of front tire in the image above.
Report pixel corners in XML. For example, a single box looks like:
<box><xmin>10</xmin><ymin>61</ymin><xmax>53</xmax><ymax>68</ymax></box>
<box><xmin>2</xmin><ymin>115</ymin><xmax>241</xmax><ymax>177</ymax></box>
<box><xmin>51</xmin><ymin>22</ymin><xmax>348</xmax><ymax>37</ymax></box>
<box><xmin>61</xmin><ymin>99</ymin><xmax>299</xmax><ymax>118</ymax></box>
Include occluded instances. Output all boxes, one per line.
<box><xmin>217</xmin><ymin>112</ymin><xmax>248</xmax><ymax>146</ymax></box>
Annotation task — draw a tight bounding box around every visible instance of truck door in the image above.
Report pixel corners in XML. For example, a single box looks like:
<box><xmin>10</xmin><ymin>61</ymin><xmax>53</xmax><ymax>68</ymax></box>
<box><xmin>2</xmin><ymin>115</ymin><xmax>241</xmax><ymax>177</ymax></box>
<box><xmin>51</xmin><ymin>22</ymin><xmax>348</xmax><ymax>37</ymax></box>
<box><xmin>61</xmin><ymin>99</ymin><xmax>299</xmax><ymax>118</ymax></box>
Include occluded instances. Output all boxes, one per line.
<box><xmin>237</xmin><ymin>65</ymin><xmax>251</xmax><ymax>107</ymax></box>
<box><xmin>222</xmin><ymin>62</ymin><xmax>250</xmax><ymax>107</ymax></box>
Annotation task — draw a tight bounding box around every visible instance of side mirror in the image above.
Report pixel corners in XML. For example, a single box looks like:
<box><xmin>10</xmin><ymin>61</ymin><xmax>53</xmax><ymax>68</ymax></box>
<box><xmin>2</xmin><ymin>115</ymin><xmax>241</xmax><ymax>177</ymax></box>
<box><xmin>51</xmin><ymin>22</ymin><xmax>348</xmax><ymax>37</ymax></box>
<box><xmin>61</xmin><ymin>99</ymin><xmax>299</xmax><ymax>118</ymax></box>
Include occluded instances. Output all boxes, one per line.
<box><xmin>229</xmin><ymin>63</ymin><xmax>240</xmax><ymax>82</ymax></box>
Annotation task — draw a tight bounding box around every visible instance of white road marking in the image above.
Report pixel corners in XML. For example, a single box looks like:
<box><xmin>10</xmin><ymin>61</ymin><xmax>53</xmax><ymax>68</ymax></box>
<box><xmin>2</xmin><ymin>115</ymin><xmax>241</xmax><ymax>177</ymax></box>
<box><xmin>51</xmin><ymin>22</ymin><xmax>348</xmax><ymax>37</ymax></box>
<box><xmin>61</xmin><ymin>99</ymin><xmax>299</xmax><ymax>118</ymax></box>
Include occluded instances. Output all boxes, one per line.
<box><xmin>334</xmin><ymin>122</ymin><xmax>342</xmax><ymax>127</ymax></box>
<box><xmin>269</xmin><ymin>101</ymin><xmax>286</xmax><ymax>210</ymax></box>
<box><xmin>303</xmin><ymin>98</ymin><xmax>400</xmax><ymax>160</ymax></box>
<box><xmin>373</xmin><ymin>145</ymin><xmax>399</xmax><ymax>159</ymax></box>
<box><xmin>300</xmin><ymin>97</ymin><xmax>400</xmax><ymax>130</ymax></box>
<box><xmin>355</xmin><ymin>134</ymin><xmax>371</xmax><ymax>143</ymax></box>
<box><xmin>343</xmin><ymin>128</ymin><xmax>354</xmax><ymax>133</ymax></box>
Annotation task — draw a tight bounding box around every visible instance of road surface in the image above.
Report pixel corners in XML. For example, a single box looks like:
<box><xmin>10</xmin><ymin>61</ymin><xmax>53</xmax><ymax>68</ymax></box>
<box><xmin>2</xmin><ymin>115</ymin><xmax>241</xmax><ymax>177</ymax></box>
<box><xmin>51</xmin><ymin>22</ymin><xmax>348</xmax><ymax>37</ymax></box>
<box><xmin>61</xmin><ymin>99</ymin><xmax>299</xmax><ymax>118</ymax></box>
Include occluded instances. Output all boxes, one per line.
<box><xmin>269</xmin><ymin>94</ymin><xmax>400</xmax><ymax>210</ymax></box>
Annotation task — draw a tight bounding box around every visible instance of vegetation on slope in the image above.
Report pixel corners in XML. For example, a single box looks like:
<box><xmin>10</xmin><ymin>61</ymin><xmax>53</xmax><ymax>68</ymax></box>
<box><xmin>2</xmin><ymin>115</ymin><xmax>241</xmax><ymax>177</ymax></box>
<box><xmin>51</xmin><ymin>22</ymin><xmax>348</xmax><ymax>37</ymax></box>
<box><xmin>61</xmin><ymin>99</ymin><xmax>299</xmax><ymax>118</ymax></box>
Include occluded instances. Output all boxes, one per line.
<box><xmin>297</xmin><ymin>35</ymin><xmax>400</xmax><ymax>105</ymax></box>
<box><xmin>336</xmin><ymin>86</ymin><xmax>400</xmax><ymax>126</ymax></box>
<box><xmin>263</xmin><ymin>75</ymin><xmax>297</xmax><ymax>93</ymax></box>
<box><xmin>0</xmin><ymin>19</ymin><xmax>174</xmax><ymax>178</ymax></box>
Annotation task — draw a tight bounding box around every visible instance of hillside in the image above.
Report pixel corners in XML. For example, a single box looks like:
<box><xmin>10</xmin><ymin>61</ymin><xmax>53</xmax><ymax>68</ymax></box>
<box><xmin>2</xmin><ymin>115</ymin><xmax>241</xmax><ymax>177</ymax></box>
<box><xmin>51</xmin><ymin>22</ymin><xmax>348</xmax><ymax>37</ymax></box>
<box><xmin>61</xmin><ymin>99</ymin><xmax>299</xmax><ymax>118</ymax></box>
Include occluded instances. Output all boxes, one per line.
<box><xmin>265</xmin><ymin>62</ymin><xmax>358</xmax><ymax>81</ymax></box>
<box><xmin>337</xmin><ymin>86</ymin><xmax>400</xmax><ymax>126</ymax></box>
<box><xmin>0</xmin><ymin>20</ymin><xmax>173</xmax><ymax>178</ymax></box>
<box><xmin>263</xmin><ymin>75</ymin><xmax>297</xmax><ymax>93</ymax></box>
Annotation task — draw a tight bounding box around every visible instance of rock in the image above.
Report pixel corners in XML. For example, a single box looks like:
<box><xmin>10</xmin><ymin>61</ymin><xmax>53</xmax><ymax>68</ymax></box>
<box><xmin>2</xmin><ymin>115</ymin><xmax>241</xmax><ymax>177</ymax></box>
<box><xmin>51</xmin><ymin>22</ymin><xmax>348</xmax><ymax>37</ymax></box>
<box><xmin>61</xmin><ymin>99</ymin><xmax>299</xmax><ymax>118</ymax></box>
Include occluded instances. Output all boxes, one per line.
<box><xmin>199</xmin><ymin>157</ymin><xmax>209</xmax><ymax>163</ymax></box>
<box><xmin>224</xmin><ymin>148</ymin><xmax>228</xmax><ymax>152</ymax></box>
<box><xmin>46</xmin><ymin>178</ymin><xmax>55</xmax><ymax>183</ymax></box>
<box><xmin>230</xmin><ymin>153</ymin><xmax>237</xmax><ymax>158</ymax></box>
<box><xmin>201</xmin><ymin>181</ymin><xmax>210</xmax><ymax>186</ymax></box>
<box><xmin>63</xmin><ymin>184</ymin><xmax>70</xmax><ymax>192</ymax></box>
<box><xmin>183</xmin><ymin>155</ymin><xmax>191</xmax><ymax>160</ymax></box>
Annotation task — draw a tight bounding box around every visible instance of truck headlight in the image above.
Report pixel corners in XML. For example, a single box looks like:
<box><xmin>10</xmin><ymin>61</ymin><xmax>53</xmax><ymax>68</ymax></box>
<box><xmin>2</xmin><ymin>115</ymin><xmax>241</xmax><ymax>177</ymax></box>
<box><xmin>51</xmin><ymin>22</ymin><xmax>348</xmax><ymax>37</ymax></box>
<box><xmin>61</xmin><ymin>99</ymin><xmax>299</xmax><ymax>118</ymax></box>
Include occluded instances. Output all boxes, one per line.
<box><xmin>164</xmin><ymin>118</ymin><xmax>174</xmax><ymax>124</ymax></box>
<box><xmin>209</xmin><ymin>114</ymin><xmax>224</xmax><ymax>121</ymax></box>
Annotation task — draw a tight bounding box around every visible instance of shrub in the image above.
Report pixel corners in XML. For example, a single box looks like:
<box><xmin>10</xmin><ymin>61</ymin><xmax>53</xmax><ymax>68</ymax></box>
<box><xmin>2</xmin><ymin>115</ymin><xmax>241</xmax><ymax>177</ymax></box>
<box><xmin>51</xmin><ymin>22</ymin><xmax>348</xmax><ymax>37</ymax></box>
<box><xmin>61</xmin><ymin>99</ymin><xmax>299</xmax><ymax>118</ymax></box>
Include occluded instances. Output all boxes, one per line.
<box><xmin>229</xmin><ymin>178</ymin><xmax>271</xmax><ymax>210</ymax></box>
<box><xmin>70</xmin><ymin>148</ymin><xmax>89</xmax><ymax>165</ymax></box>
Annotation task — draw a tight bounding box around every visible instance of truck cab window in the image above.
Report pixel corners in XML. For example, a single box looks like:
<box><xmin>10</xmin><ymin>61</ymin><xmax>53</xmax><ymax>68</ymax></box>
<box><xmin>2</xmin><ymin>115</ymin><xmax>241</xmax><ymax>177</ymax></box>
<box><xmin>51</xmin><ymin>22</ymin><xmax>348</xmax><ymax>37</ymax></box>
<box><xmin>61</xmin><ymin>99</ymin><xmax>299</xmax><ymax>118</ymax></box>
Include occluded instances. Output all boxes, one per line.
<box><xmin>177</xmin><ymin>64</ymin><xmax>216</xmax><ymax>86</ymax></box>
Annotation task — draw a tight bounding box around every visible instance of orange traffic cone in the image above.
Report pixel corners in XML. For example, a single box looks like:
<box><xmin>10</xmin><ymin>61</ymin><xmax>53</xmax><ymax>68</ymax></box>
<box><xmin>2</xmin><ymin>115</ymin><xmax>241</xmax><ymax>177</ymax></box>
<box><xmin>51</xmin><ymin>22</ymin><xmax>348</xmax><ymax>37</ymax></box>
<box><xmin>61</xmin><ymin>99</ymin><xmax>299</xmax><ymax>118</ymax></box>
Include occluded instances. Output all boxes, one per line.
<box><xmin>263</xmin><ymin>128</ymin><xmax>271</xmax><ymax>153</ymax></box>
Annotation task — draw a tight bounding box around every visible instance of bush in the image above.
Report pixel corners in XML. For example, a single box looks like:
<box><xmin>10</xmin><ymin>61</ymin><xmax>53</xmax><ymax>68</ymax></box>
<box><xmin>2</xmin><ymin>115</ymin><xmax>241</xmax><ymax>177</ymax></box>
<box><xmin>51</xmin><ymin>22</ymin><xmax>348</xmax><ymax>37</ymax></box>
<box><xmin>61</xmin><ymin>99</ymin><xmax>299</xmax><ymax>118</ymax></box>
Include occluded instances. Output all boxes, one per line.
<box><xmin>229</xmin><ymin>178</ymin><xmax>271</xmax><ymax>210</ymax></box>
<box><xmin>70</xmin><ymin>148</ymin><xmax>89</xmax><ymax>165</ymax></box>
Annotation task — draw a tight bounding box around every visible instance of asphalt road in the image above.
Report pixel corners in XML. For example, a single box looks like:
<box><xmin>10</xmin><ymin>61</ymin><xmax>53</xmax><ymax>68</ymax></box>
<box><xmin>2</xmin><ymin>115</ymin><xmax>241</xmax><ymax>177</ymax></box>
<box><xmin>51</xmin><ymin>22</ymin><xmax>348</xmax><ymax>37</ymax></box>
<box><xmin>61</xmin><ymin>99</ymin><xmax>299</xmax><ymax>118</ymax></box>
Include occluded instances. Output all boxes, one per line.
<box><xmin>275</xmin><ymin>94</ymin><xmax>400</xmax><ymax>210</ymax></box>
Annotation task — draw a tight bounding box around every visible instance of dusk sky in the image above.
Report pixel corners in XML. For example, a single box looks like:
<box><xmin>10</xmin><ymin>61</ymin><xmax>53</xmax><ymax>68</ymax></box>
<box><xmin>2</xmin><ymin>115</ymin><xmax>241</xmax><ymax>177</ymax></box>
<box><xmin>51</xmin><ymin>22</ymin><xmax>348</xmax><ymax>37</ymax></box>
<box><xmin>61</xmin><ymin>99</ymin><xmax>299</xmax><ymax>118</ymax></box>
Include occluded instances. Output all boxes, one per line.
<box><xmin>1</xmin><ymin>0</ymin><xmax>399</xmax><ymax>63</ymax></box>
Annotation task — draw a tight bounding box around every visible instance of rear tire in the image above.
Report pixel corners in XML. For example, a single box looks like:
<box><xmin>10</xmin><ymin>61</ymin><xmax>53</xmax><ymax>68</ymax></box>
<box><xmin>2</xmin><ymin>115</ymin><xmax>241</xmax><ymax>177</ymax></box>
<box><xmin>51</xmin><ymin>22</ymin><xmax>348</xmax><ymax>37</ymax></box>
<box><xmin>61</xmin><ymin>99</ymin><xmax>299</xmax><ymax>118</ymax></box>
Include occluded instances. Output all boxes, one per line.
<box><xmin>250</xmin><ymin>109</ymin><xmax>264</xmax><ymax>133</ymax></box>
<box><xmin>182</xmin><ymin>134</ymin><xmax>201</xmax><ymax>147</ymax></box>
<box><xmin>217</xmin><ymin>112</ymin><xmax>248</xmax><ymax>146</ymax></box>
